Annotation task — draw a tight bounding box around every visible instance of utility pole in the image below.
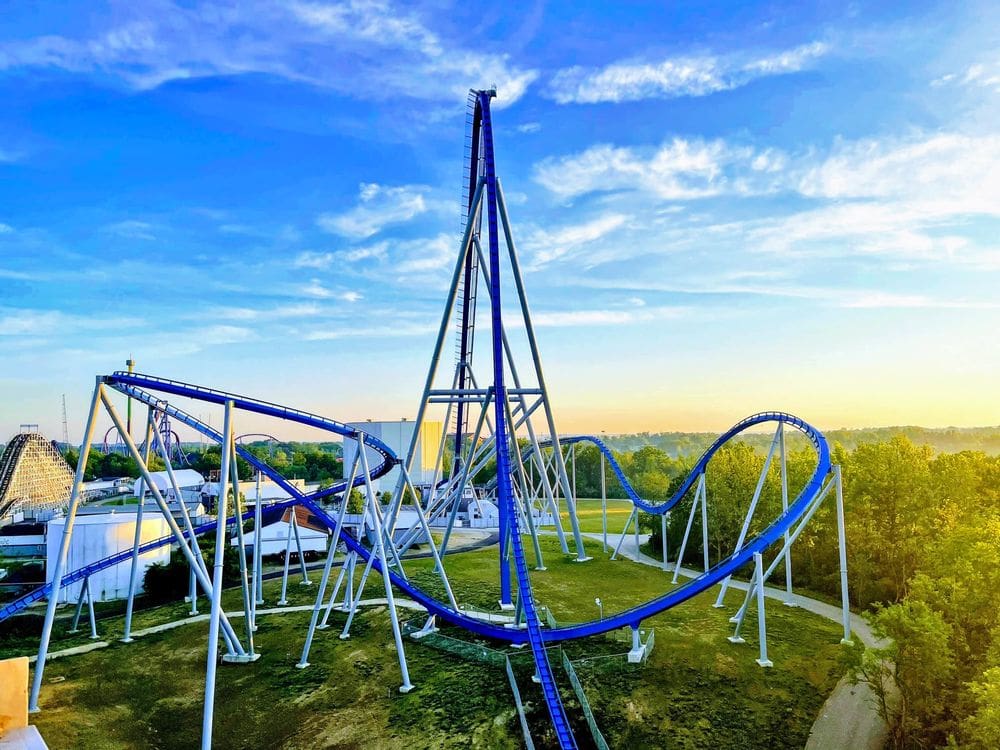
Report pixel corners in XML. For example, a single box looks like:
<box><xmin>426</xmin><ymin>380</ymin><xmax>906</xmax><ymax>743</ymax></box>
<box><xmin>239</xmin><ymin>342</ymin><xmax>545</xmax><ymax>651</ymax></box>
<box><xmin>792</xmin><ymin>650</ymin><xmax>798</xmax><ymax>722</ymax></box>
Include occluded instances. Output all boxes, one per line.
<box><xmin>125</xmin><ymin>356</ymin><xmax>136</xmax><ymax>436</ymax></box>
<box><xmin>61</xmin><ymin>394</ymin><xmax>70</xmax><ymax>446</ymax></box>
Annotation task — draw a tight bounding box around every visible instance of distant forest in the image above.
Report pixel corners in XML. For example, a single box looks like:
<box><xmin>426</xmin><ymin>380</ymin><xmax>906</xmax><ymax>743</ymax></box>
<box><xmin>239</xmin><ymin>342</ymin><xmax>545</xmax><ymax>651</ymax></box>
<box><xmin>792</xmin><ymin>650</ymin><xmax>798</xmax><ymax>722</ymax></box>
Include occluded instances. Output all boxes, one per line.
<box><xmin>60</xmin><ymin>440</ymin><xmax>344</xmax><ymax>484</ymax></box>
<box><xmin>599</xmin><ymin>425</ymin><xmax>1000</xmax><ymax>457</ymax></box>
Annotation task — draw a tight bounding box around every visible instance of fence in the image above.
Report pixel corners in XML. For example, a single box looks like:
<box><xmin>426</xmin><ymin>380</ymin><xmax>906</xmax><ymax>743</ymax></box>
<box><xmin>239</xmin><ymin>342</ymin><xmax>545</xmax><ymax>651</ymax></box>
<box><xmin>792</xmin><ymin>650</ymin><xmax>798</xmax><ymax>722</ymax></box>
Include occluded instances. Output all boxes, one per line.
<box><xmin>505</xmin><ymin>656</ymin><xmax>535</xmax><ymax>750</ymax></box>
<box><xmin>561</xmin><ymin>650</ymin><xmax>609</xmax><ymax>750</ymax></box>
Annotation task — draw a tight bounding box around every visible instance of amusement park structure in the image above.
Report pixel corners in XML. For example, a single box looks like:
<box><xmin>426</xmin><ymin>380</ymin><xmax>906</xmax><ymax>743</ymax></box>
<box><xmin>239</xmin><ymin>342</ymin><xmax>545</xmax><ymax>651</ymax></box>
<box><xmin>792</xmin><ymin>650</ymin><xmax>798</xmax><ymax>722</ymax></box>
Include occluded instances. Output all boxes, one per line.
<box><xmin>101</xmin><ymin>408</ymin><xmax>189</xmax><ymax>467</ymax></box>
<box><xmin>0</xmin><ymin>432</ymin><xmax>74</xmax><ymax>525</ymax></box>
<box><xmin>1</xmin><ymin>90</ymin><xmax>853</xmax><ymax>749</ymax></box>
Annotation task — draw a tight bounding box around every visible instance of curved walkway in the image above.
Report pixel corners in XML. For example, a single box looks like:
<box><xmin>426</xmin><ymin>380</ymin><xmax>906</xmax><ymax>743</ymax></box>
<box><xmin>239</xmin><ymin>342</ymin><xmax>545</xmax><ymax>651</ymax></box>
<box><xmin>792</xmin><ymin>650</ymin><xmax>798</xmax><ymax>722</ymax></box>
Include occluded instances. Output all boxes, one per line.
<box><xmin>595</xmin><ymin>531</ymin><xmax>888</xmax><ymax>750</ymax></box>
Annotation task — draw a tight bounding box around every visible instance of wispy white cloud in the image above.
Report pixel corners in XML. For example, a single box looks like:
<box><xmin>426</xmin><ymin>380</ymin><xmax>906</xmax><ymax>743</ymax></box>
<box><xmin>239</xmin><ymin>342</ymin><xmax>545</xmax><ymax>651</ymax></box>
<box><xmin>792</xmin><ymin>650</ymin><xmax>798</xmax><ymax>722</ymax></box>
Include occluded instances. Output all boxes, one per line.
<box><xmin>0</xmin><ymin>1</ymin><xmax>537</xmax><ymax>105</ymax></box>
<box><xmin>527</xmin><ymin>305</ymin><xmax>687</xmax><ymax>327</ymax></box>
<box><xmin>196</xmin><ymin>325</ymin><xmax>257</xmax><ymax>345</ymax></box>
<box><xmin>336</xmin><ymin>242</ymin><xmax>388</xmax><ymax>263</ymax></box>
<box><xmin>516</xmin><ymin>122</ymin><xmax>541</xmax><ymax>133</ymax></box>
<box><xmin>0</xmin><ymin>223</ymin><xmax>13</xmax><ymax>233</ymax></box>
<box><xmin>293</xmin><ymin>251</ymin><xmax>336</xmax><ymax>269</ymax></box>
<box><xmin>393</xmin><ymin>234</ymin><xmax>454</xmax><ymax>275</ymax></box>
<box><xmin>534</xmin><ymin>131</ymin><xmax>1000</xmax><ymax>269</ymax></box>
<box><xmin>301</xmin><ymin>320</ymin><xmax>436</xmax><ymax>340</ymax></box>
<box><xmin>318</xmin><ymin>183</ymin><xmax>429</xmax><ymax>238</ymax></box>
<box><xmin>211</xmin><ymin>302</ymin><xmax>323</xmax><ymax>321</ymax></box>
<box><xmin>0</xmin><ymin>307</ymin><xmax>143</xmax><ymax>337</ymax></box>
<box><xmin>299</xmin><ymin>278</ymin><xmax>334</xmax><ymax>298</ymax></box>
<box><xmin>836</xmin><ymin>291</ymin><xmax>1000</xmax><ymax>309</ymax></box>
<box><xmin>798</xmin><ymin>133</ymin><xmax>1000</xmax><ymax>215</ymax></box>
<box><xmin>104</xmin><ymin>219</ymin><xmax>157</xmax><ymax>240</ymax></box>
<box><xmin>295</xmin><ymin>279</ymin><xmax>363</xmax><ymax>303</ymax></box>
<box><xmin>933</xmin><ymin>59</ymin><xmax>1000</xmax><ymax>93</ymax></box>
<box><xmin>569</xmin><ymin>277</ymin><xmax>1000</xmax><ymax>311</ymax></box>
<box><xmin>549</xmin><ymin>41</ymin><xmax>829</xmax><ymax>104</ymax></box>
<box><xmin>534</xmin><ymin>138</ymin><xmax>778</xmax><ymax>200</ymax></box>
<box><xmin>525</xmin><ymin>213</ymin><xmax>630</xmax><ymax>268</ymax></box>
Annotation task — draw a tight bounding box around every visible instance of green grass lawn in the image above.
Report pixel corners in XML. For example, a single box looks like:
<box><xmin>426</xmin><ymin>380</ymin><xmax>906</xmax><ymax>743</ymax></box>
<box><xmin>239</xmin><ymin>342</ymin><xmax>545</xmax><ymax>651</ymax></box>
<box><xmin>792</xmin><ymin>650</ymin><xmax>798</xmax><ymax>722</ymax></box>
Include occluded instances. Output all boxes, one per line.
<box><xmin>15</xmin><ymin>535</ymin><xmax>849</xmax><ymax>749</ymax></box>
<box><xmin>555</xmin><ymin>497</ymin><xmax>634</xmax><ymax>535</ymax></box>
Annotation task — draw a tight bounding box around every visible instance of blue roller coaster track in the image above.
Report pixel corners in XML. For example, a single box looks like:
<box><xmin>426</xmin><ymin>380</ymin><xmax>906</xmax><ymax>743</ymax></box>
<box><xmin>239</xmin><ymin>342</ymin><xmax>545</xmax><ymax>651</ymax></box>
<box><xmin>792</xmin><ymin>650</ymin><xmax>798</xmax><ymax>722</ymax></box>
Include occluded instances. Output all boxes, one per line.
<box><xmin>10</xmin><ymin>91</ymin><xmax>837</xmax><ymax>750</ymax></box>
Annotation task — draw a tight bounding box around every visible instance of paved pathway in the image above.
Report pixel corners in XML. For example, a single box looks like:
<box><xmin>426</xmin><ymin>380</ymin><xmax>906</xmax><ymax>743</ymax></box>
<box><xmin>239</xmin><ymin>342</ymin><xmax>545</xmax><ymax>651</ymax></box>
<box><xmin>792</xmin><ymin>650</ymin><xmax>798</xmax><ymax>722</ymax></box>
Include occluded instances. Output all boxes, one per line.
<box><xmin>29</xmin><ymin>598</ymin><xmax>426</xmax><ymax>664</ymax></box>
<box><xmin>591</xmin><ymin>531</ymin><xmax>890</xmax><ymax>750</ymax></box>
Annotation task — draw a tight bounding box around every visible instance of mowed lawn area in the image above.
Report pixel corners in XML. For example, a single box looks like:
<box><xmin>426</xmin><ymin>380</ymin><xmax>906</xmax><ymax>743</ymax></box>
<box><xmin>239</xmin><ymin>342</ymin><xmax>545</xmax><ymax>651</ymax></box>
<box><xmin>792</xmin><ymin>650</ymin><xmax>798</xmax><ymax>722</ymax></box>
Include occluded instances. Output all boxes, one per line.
<box><xmin>16</xmin><ymin>535</ymin><xmax>849</xmax><ymax>749</ymax></box>
<box><xmin>556</xmin><ymin>497</ymin><xmax>635</xmax><ymax>534</ymax></box>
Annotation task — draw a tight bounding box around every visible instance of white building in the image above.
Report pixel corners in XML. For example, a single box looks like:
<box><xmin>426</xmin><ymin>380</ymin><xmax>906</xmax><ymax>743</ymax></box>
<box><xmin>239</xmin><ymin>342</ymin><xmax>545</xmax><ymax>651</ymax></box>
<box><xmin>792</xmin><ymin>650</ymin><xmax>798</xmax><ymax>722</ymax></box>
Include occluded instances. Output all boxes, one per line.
<box><xmin>132</xmin><ymin>469</ymin><xmax>204</xmax><ymax>502</ymax></box>
<box><xmin>230</xmin><ymin>506</ymin><xmax>328</xmax><ymax>557</ymax></box>
<box><xmin>201</xmin><ymin>477</ymin><xmax>305</xmax><ymax>505</ymax></box>
<box><xmin>342</xmin><ymin>420</ymin><xmax>442</xmax><ymax>492</ymax></box>
<box><xmin>46</xmin><ymin>511</ymin><xmax>170</xmax><ymax>603</ymax></box>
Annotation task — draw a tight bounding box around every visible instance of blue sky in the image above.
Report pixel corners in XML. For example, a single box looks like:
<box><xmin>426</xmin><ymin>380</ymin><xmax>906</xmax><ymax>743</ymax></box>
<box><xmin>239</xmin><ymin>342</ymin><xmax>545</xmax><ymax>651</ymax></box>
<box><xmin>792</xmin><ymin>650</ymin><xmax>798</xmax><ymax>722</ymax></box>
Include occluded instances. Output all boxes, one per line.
<box><xmin>1</xmin><ymin>0</ymin><xmax>998</xmax><ymax>441</ymax></box>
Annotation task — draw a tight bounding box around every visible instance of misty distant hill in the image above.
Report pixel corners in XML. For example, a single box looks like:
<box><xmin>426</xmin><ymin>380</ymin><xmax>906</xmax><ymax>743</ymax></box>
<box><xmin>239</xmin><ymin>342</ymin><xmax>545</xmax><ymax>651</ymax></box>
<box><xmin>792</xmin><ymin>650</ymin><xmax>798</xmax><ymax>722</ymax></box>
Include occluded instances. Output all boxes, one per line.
<box><xmin>596</xmin><ymin>425</ymin><xmax>1000</xmax><ymax>457</ymax></box>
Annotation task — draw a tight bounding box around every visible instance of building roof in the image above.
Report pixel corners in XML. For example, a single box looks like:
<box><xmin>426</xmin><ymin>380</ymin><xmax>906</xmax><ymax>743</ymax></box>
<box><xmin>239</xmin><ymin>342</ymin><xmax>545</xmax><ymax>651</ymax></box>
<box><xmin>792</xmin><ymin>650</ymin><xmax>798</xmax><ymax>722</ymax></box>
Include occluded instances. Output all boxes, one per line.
<box><xmin>132</xmin><ymin>469</ymin><xmax>204</xmax><ymax>496</ymax></box>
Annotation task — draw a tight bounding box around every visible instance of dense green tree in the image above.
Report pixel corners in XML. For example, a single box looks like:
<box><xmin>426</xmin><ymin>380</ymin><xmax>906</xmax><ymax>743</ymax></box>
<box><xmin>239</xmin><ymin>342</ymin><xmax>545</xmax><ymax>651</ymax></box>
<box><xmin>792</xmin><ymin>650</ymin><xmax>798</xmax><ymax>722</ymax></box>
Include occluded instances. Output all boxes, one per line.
<box><xmin>854</xmin><ymin>600</ymin><xmax>955</xmax><ymax>749</ymax></box>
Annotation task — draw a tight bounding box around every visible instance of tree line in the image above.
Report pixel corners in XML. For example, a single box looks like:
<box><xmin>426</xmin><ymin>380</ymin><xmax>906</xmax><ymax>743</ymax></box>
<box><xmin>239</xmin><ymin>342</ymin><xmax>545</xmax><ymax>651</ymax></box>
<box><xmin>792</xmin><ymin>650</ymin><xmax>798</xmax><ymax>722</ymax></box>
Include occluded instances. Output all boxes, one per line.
<box><xmin>63</xmin><ymin>441</ymin><xmax>343</xmax><ymax>485</ymax></box>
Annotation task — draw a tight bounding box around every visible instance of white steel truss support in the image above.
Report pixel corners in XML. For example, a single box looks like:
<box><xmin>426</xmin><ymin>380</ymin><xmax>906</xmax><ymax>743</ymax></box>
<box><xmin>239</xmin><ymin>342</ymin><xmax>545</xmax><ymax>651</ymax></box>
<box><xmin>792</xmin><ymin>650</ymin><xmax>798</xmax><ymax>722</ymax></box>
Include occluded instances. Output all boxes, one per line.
<box><xmin>834</xmin><ymin>465</ymin><xmax>853</xmax><ymax>645</ymax></box>
<box><xmin>754</xmin><ymin>552</ymin><xmax>772</xmax><ymax>667</ymax></box>
<box><xmin>504</xmin><ymin>397</ymin><xmax>545</xmax><ymax>570</ymax></box>
<box><xmin>28</xmin><ymin>378</ymin><xmax>104</xmax><ymax>712</ymax></box>
<box><xmin>105</xmin><ymin>393</ymin><xmax>251</xmax><ymax>662</ymax></box>
<box><xmin>434</xmin><ymin>393</ymin><xmax>493</xmax><ymax>557</ymax></box>
<box><xmin>339</xmin><ymin>542</ymin><xmax>377</xmax><ymax>639</ymax></box>
<box><xmin>611</xmin><ymin>506</ymin><xmax>638</xmax><ymax>561</ymax></box>
<box><xmin>471</xmin><ymin>236</ymin><xmax>571</xmax><ymax>554</ymax></box>
<box><xmin>153</xmin><ymin>419</ymin><xmax>216</xmax><ymax>628</ymax></box>
<box><xmin>121</xmin><ymin>407</ymin><xmax>155</xmax><ymax>643</ymax></box>
<box><xmin>729</xmin><ymin>474</ymin><xmax>835</xmax><ymax>630</ymax></box>
<box><xmin>714</xmin><ymin>427</ymin><xmax>781</xmax><ymax>608</ymax></box>
<box><xmin>188</xmin><ymin>565</ymin><xmax>198</xmax><ymax>616</ymax></box>
<box><xmin>779</xmin><ymin>423</ymin><xmax>794</xmax><ymax>605</ymax></box>
<box><xmin>601</xmin><ymin>452</ymin><xmax>607</xmax><ymax>552</ymax></box>
<box><xmin>398</xmin><ymin>463</ymin><xmax>458</xmax><ymax>608</ymax></box>
<box><xmin>313</xmin><ymin>451</ymin><xmax>363</xmax><ymax>631</ymax></box>
<box><xmin>277</xmin><ymin>507</ymin><xmax>311</xmax><ymax>606</ymax></box>
<box><xmin>571</xmin><ymin>444</ymin><xmax>577</xmax><ymax>501</ymax></box>
<box><xmin>226</xmin><ymin>432</ymin><xmax>256</xmax><ymax>657</ymax></box>
<box><xmin>497</xmin><ymin>180</ymin><xmax>589</xmax><ymax>561</ymax></box>
<box><xmin>202</xmin><ymin>400</ymin><xmax>232</xmax><ymax>750</ymax></box>
<box><xmin>661</xmin><ymin>513</ymin><xmax>669</xmax><ymax>571</ymax></box>
<box><xmin>672</xmin><ymin>473</ymin><xmax>707</xmax><ymax>584</ymax></box>
<box><xmin>68</xmin><ymin>576</ymin><xmax>97</xmax><ymax>640</ymax></box>
<box><xmin>393</xmin><ymin>179</ymin><xmax>485</xmax><ymax>502</ymax></box>
<box><xmin>727</xmin><ymin>552</ymin><xmax>773</xmax><ymax>668</ymax></box>
<box><xmin>100</xmin><ymin>390</ymin><xmax>247</xmax><ymax>661</ymax></box>
<box><xmin>297</xmin><ymin>525</ymin><xmax>339</xmax><ymax>669</ymax></box>
<box><xmin>320</xmin><ymin>552</ymin><xmax>357</xmax><ymax>629</ymax></box>
<box><xmin>634</xmin><ymin>502</ymin><xmax>641</xmax><ymax>561</ymax></box>
<box><xmin>358</xmin><ymin>436</ymin><xmax>412</xmax><ymax>692</ymax></box>
<box><xmin>405</xmin><ymin>366</ymin><xmax>463</xmax><ymax>533</ymax></box>
<box><xmin>30</xmin><ymin>381</ymin><xmax>181</xmax><ymax>711</ymax></box>
<box><xmin>277</xmin><ymin>514</ymin><xmax>295</xmax><ymax>606</ymax></box>
<box><xmin>252</xmin><ymin>471</ymin><xmax>264</xmax><ymax>613</ymax></box>
<box><xmin>296</xmin><ymin>460</ymin><xmax>364</xmax><ymax>665</ymax></box>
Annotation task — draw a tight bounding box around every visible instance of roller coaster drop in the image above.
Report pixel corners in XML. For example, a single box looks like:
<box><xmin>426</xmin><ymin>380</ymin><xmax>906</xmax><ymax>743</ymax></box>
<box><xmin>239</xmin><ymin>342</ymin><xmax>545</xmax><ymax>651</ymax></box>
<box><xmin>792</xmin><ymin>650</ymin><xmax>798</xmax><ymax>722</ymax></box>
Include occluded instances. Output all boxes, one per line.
<box><xmin>8</xmin><ymin>90</ymin><xmax>853</xmax><ymax>749</ymax></box>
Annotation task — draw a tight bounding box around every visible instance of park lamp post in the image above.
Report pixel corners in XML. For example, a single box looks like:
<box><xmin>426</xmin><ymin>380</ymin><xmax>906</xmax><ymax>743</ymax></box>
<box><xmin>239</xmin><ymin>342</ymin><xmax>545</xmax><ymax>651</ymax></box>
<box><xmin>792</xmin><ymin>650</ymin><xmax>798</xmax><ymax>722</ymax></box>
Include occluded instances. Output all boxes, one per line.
<box><xmin>595</xmin><ymin>597</ymin><xmax>603</xmax><ymax>620</ymax></box>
